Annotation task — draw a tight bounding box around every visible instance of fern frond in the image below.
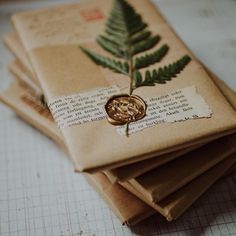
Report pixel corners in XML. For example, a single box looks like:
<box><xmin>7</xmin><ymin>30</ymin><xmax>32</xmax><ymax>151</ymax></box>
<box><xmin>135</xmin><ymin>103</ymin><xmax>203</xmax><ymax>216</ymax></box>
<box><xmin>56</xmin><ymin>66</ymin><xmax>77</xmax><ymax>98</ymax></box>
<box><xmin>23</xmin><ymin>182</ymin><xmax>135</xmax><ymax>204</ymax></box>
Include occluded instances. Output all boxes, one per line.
<box><xmin>134</xmin><ymin>44</ymin><xmax>169</xmax><ymax>69</ymax></box>
<box><xmin>97</xmin><ymin>35</ymin><xmax>126</xmax><ymax>49</ymax></box>
<box><xmin>105</xmin><ymin>28</ymin><xmax>126</xmax><ymax>41</ymax></box>
<box><xmin>130</xmin><ymin>31</ymin><xmax>151</xmax><ymax>45</ymax></box>
<box><xmin>96</xmin><ymin>37</ymin><xmax>126</xmax><ymax>59</ymax></box>
<box><xmin>133</xmin><ymin>71</ymin><xmax>143</xmax><ymax>88</ymax></box>
<box><xmin>153</xmin><ymin>55</ymin><xmax>191</xmax><ymax>83</ymax></box>
<box><xmin>131</xmin><ymin>35</ymin><xmax>160</xmax><ymax>55</ymax></box>
<box><xmin>80</xmin><ymin>47</ymin><xmax>129</xmax><ymax>75</ymax></box>
<box><xmin>135</xmin><ymin>55</ymin><xmax>191</xmax><ymax>88</ymax></box>
<box><xmin>80</xmin><ymin>0</ymin><xmax>192</xmax><ymax>136</ymax></box>
<box><xmin>129</xmin><ymin>22</ymin><xmax>148</xmax><ymax>36</ymax></box>
<box><xmin>108</xmin><ymin>1</ymin><xmax>144</xmax><ymax>35</ymax></box>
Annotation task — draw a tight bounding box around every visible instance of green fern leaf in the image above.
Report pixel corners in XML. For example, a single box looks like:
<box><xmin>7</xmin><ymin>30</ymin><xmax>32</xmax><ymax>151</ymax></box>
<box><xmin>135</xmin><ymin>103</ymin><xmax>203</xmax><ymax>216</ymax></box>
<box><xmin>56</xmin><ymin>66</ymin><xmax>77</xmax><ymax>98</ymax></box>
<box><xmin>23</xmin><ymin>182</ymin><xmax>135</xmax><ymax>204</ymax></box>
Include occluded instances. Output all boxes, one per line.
<box><xmin>134</xmin><ymin>44</ymin><xmax>169</xmax><ymax>69</ymax></box>
<box><xmin>131</xmin><ymin>35</ymin><xmax>160</xmax><ymax>55</ymax></box>
<box><xmin>81</xmin><ymin>0</ymin><xmax>191</xmax><ymax>93</ymax></box>
<box><xmin>133</xmin><ymin>71</ymin><xmax>143</xmax><ymax>88</ymax></box>
<box><xmin>130</xmin><ymin>31</ymin><xmax>151</xmax><ymax>45</ymax></box>
<box><xmin>96</xmin><ymin>37</ymin><xmax>126</xmax><ymax>58</ymax></box>
<box><xmin>135</xmin><ymin>55</ymin><xmax>191</xmax><ymax>88</ymax></box>
<box><xmin>80</xmin><ymin>0</ymin><xmax>192</xmax><ymax>135</ymax></box>
<box><xmin>97</xmin><ymin>35</ymin><xmax>126</xmax><ymax>50</ymax></box>
<box><xmin>153</xmin><ymin>55</ymin><xmax>191</xmax><ymax>83</ymax></box>
<box><xmin>80</xmin><ymin>47</ymin><xmax>129</xmax><ymax>75</ymax></box>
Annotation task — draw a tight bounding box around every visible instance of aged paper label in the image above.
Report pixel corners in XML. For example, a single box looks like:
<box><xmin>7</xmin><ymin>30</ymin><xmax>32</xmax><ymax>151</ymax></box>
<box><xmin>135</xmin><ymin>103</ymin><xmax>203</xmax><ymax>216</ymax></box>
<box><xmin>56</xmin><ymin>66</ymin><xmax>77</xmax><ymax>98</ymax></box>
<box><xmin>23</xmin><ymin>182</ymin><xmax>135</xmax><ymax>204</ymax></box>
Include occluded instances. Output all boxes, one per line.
<box><xmin>48</xmin><ymin>86</ymin><xmax>120</xmax><ymax>129</ymax></box>
<box><xmin>48</xmin><ymin>86</ymin><xmax>212</xmax><ymax>134</ymax></box>
<box><xmin>117</xmin><ymin>86</ymin><xmax>212</xmax><ymax>135</ymax></box>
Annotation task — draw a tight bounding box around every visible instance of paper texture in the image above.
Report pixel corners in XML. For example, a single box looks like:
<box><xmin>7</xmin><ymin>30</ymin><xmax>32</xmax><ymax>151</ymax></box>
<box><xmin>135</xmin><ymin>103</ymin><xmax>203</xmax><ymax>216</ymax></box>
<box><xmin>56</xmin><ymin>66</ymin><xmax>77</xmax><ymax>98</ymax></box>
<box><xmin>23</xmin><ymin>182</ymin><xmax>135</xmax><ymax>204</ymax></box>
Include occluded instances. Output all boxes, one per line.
<box><xmin>106</xmin><ymin>67</ymin><xmax>236</xmax><ymax>182</ymax></box>
<box><xmin>4</xmin><ymin>32</ymin><xmax>210</xmax><ymax>183</ymax></box>
<box><xmin>0</xmin><ymin>78</ymin><xmax>156</xmax><ymax>225</ymax></box>
<box><xmin>9</xmin><ymin>59</ymin><xmax>42</xmax><ymax>98</ymax></box>
<box><xmin>121</xmin><ymin>153</ymin><xmax>236</xmax><ymax>221</ymax></box>
<box><xmin>129</xmin><ymin>133</ymin><xmax>236</xmax><ymax>202</ymax></box>
<box><xmin>117</xmin><ymin>86</ymin><xmax>212</xmax><ymax>135</ymax></box>
<box><xmin>5</xmin><ymin>31</ymin><xmax>236</xmax><ymax>193</ymax></box>
<box><xmin>11</xmin><ymin>0</ymin><xmax>236</xmax><ymax>172</ymax></box>
<box><xmin>49</xmin><ymin>85</ymin><xmax>212</xmax><ymax>134</ymax></box>
<box><xmin>1</xmin><ymin>78</ymin><xmax>235</xmax><ymax>223</ymax></box>
<box><xmin>4</xmin><ymin>31</ymin><xmax>39</xmax><ymax>86</ymax></box>
<box><xmin>104</xmin><ymin>144</ymin><xmax>203</xmax><ymax>183</ymax></box>
<box><xmin>85</xmin><ymin>173</ymin><xmax>155</xmax><ymax>226</ymax></box>
<box><xmin>48</xmin><ymin>86</ymin><xmax>120</xmax><ymax>129</ymax></box>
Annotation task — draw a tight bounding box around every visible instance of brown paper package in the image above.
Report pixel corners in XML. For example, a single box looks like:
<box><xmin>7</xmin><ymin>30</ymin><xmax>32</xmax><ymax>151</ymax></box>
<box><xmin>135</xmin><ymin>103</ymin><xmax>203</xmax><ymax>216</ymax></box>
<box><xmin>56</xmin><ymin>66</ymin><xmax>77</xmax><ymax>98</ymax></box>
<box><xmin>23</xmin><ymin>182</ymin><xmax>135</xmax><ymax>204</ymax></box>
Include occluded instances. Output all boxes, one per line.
<box><xmin>4</xmin><ymin>31</ymin><xmax>38</xmax><ymax>86</ymax></box>
<box><xmin>4</xmin><ymin>31</ymin><xmax>213</xmax><ymax>183</ymax></box>
<box><xmin>128</xmin><ymin>133</ymin><xmax>236</xmax><ymax>202</ymax></box>
<box><xmin>106</xmin><ymin>67</ymin><xmax>236</xmax><ymax>182</ymax></box>
<box><xmin>7</xmin><ymin>52</ymin><xmax>236</xmax><ymax>205</ymax></box>
<box><xmin>2</xmin><ymin>29</ymin><xmax>236</xmax><ymax>221</ymax></box>
<box><xmin>1</xmin><ymin>62</ymin><xmax>235</xmax><ymax>223</ymax></box>
<box><xmin>7</xmin><ymin>42</ymin><xmax>236</xmax><ymax>201</ymax></box>
<box><xmin>11</xmin><ymin>0</ymin><xmax>236</xmax><ymax>172</ymax></box>
<box><xmin>121</xmin><ymin>153</ymin><xmax>236</xmax><ymax>221</ymax></box>
<box><xmin>0</xmin><ymin>79</ymin><xmax>156</xmax><ymax>226</ymax></box>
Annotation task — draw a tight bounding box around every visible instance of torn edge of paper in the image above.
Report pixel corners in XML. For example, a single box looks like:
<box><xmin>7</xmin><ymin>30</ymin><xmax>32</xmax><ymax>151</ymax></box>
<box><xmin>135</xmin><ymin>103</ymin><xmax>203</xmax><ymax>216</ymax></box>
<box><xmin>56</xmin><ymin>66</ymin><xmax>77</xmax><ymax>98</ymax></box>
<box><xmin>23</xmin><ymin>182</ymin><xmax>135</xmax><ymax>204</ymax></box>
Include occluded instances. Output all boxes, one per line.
<box><xmin>117</xmin><ymin>86</ymin><xmax>212</xmax><ymax>135</ymax></box>
<box><xmin>48</xmin><ymin>86</ymin><xmax>120</xmax><ymax>129</ymax></box>
<box><xmin>48</xmin><ymin>85</ymin><xmax>212</xmax><ymax>135</ymax></box>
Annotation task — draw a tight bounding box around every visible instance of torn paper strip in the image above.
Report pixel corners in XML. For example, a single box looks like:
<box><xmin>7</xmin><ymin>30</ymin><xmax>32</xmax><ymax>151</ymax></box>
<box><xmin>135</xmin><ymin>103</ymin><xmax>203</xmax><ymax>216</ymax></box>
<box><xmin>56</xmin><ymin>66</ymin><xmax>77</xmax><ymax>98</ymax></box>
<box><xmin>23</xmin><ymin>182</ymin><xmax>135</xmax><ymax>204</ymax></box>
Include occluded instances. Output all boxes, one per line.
<box><xmin>48</xmin><ymin>86</ymin><xmax>212</xmax><ymax>135</ymax></box>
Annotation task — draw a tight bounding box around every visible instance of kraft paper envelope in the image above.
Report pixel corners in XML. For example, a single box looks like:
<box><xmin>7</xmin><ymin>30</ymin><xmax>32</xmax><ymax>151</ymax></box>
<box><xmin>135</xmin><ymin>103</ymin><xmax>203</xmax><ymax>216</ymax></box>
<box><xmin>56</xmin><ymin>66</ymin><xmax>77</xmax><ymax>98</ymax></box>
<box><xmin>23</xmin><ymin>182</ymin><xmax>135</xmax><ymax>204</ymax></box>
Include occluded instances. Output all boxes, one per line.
<box><xmin>104</xmin><ymin>144</ymin><xmax>202</xmax><ymax>183</ymax></box>
<box><xmin>1</xmin><ymin>65</ymin><xmax>235</xmax><ymax>222</ymax></box>
<box><xmin>7</xmin><ymin>53</ymin><xmax>236</xmax><ymax>205</ymax></box>
<box><xmin>127</xmin><ymin>70</ymin><xmax>236</xmax><ymax>203</ymax></box>
<box><xmin>85</xmin><ymin>173</ymin><xmax>155</xmax><ymax>225</ymax></box>
<box><xmin>11</xmin><ymin>0</ymin><xmax>236</xmax><ymax>172</ymax></box>
<box><xmin>121</xmin><ymin>153</ymin><xmax>236</xmax><ymax>221</ymax></box>
<box><xmin>4</xmin><ymin>31</ymin><xmax>38</xmax><ymax>86</ymax></box>
<box><xmin>1</xmin><ymin>78</ymin><xmax>236</xmax><ymax>223</ymax></box>
<box><xmin>4</xmin><ymin>31</ymin><xmax>210</xmax><ymax>183</ymax></box>
<box><xmin>5</xmin><ymin>31</ymin><xmax>236</xmax><ymax>207</ymax></box>
<box><xmin>106</xmin><ymin>66</ymin><xmax>236</xmax><ymax>182</ymax></box>
<box><xmin>8</xmin><ymin>51</ymin><xmax>236</xmax><ymax>199</ymax></box>
<box><xmin>0</xmin><ymin>79</ymin><xmax>156</xmax><ymax>226</ymax></box>
<box><xmin>8</xmin><ymin>59</ymin><xmax>42</xmax><ymax>98</ymax></box>
<box><xmin>128</xmin><ymin>133</ymin><xmax>236</xmax><ymax>202</ymax></box>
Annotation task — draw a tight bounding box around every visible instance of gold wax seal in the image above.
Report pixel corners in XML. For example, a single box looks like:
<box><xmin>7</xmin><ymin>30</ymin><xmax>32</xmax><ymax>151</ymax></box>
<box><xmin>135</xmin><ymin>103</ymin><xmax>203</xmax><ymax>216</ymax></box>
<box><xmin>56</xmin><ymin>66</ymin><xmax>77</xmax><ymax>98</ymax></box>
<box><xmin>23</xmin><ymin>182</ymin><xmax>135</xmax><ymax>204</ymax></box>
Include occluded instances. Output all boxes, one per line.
<box><xmin>105</xmin><ymin>94</ymin><xmax>147</xmax><ymax>126</ymax></box>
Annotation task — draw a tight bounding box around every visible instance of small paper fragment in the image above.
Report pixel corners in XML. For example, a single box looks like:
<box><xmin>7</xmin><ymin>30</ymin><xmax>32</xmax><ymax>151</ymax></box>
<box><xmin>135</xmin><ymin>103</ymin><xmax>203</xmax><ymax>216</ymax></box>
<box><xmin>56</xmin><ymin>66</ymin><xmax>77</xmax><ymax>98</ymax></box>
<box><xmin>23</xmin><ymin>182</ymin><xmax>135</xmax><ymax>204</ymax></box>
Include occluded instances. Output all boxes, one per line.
<box><xmin>48</xmin><ymin>85</ymin><xmax>212</xmax><ymax>134</ymax></box>
<box><xmin>48</xmin><ymin>86</ymin><xmax>120</xmax><ymax>129</ymax></box>
<box><xmin>117</xmin><ymin>86</ymin><xmax>212</xmax><ymax>135</ymax></box>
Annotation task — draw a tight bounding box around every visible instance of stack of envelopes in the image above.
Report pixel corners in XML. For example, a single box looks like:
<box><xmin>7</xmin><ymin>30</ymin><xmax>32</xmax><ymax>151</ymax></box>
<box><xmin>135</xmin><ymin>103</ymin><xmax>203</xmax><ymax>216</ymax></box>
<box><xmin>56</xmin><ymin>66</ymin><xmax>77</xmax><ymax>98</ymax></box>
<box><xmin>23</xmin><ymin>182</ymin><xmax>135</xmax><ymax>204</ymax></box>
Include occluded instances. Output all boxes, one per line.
<box><xmin>1</xmin><ymin>0</ymin><xmax>236</xmax><ymax>226</ymax></box>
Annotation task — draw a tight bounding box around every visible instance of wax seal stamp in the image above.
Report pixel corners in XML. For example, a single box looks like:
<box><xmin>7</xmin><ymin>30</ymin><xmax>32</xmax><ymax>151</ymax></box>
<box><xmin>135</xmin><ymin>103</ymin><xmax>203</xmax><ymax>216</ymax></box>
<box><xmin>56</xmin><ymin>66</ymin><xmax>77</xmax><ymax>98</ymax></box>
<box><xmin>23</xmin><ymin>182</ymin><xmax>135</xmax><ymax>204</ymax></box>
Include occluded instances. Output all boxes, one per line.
<box><xmin>105</xmin><ymin>94</ymin><xmax>147</xmax><ymax>126</ymax></box>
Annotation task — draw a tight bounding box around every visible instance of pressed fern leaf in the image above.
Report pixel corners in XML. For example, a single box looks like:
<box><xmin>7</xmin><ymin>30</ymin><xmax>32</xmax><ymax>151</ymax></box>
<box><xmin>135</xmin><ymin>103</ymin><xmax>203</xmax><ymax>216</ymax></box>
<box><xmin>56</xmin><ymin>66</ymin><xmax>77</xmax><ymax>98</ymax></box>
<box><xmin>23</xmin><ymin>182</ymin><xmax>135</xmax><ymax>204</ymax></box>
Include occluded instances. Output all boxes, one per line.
<box><xmin>131</xmin><ymin>35</ymin><xmax>161</xmax><ymax>56</ymax></box>
<box><xmin>80</xmin><ymin>0</ymin><xmax>192</xmax><ymax>135</ymax></box>
<box><xmin>80</xmin><ymin>47</ymin><xmax>129</xmax><ymax>75</ymax></box>
<box><xmin>134</xmin><ymin>55</ymin><xmax>191</xmax><ymax>88</ymax></box>
<box><xmin>135</xmin><ymin>44</ymin><xmax>169</xmax><ymax>69</ymax></box>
